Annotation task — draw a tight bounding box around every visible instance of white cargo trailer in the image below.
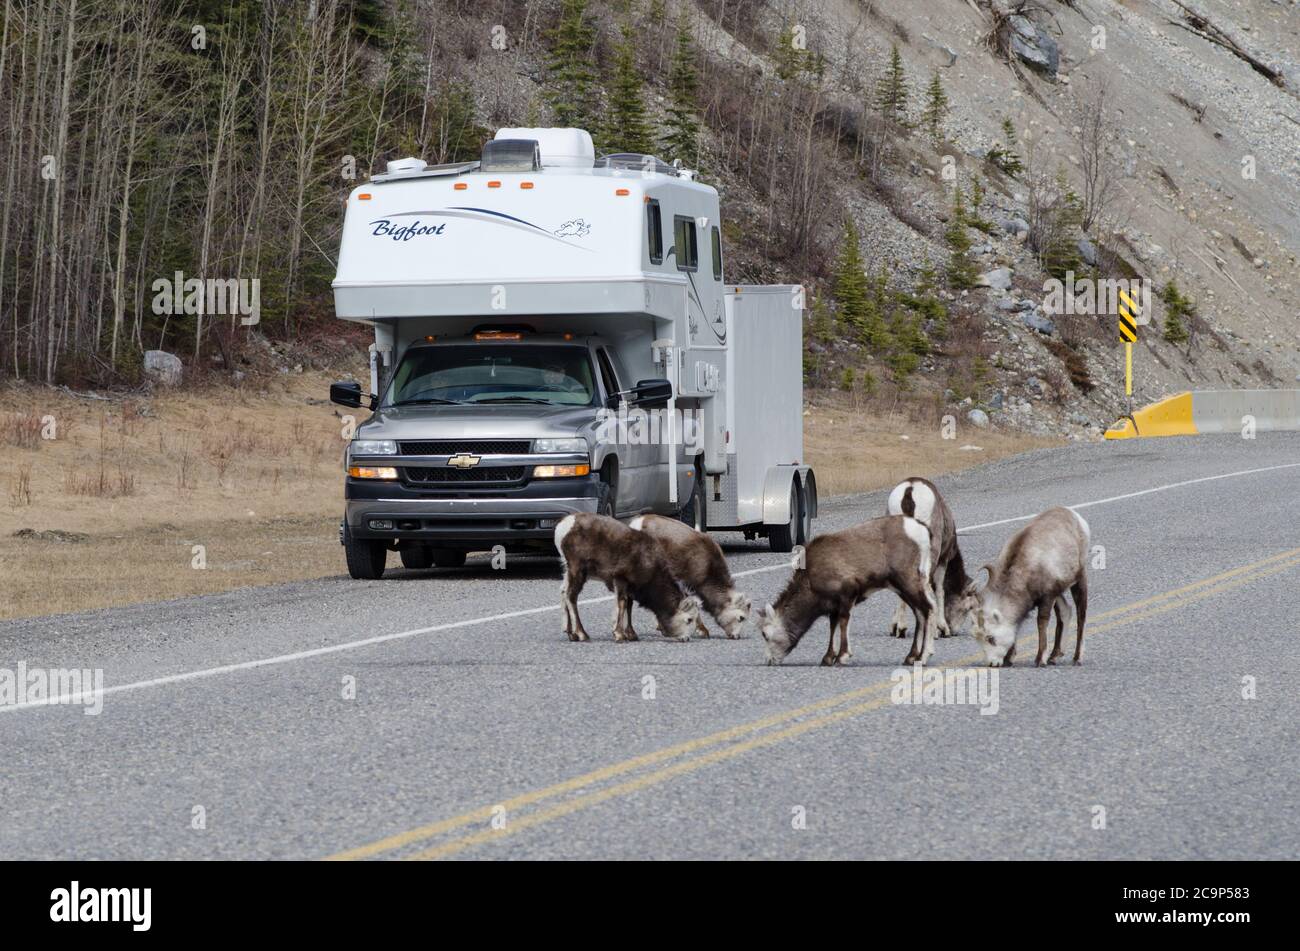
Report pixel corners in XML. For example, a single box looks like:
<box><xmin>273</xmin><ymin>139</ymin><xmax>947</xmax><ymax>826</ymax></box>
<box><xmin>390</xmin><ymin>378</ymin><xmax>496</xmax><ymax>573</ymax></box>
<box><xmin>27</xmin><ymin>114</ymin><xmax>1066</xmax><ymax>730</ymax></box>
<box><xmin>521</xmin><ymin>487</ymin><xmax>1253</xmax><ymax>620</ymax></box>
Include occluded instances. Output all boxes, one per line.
<box><xmin>329</xmin><ymin>128</ymin><xmax>815</xmax><ymax>577</ymax></box>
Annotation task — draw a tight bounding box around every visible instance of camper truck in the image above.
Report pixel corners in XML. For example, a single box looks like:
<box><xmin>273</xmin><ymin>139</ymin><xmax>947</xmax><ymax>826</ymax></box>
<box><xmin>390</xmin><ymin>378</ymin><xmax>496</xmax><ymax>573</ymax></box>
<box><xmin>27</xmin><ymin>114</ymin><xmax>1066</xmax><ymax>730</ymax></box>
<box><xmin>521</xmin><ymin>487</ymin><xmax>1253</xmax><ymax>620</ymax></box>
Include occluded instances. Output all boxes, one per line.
<box><xmin>329</xmin><ymin>128</ymin><xmax>816</xmax><ymax>579</ymax></box>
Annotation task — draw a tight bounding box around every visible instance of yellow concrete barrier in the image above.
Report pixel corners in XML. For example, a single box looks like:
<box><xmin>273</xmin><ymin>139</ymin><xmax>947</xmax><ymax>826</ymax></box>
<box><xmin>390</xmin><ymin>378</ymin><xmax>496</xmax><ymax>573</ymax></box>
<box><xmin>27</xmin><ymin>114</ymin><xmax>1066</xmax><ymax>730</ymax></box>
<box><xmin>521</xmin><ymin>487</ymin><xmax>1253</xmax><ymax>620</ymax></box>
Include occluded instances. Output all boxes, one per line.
<box><xmin>1104</xmin><ymin>391</ymin><xmax>1196</xmax><ymax>439</ymax></box>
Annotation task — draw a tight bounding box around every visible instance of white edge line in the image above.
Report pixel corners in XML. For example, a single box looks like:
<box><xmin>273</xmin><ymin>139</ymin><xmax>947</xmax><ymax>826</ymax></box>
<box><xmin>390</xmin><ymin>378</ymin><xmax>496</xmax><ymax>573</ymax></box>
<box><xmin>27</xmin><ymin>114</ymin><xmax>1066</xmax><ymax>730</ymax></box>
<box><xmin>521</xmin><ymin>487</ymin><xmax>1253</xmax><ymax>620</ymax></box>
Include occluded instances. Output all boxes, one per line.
<box><xmin>5</xmin><ymin>461</ymin><xmax>1299</xmax><ymax>713</ymax></box>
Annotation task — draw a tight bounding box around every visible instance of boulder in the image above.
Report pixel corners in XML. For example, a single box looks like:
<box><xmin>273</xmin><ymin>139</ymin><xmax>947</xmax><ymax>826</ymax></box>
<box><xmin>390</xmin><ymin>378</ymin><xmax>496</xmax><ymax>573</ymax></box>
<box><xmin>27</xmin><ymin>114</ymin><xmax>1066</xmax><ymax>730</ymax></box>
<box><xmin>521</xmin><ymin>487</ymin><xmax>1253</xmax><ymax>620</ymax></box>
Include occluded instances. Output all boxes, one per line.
<box><xmin>977</xmin><ymin>267</ymin><xmax>1013</xmax><ymax>290</ymax></box>
<box><xmin>1008</xmin><ymin>15</ymin><xmax>1059</xmax><ymax>76</ymax></box>
<box><xmin>1077</xmin><ymin>237</ymin><xmax>1098</xmax><ymax>266</ymax></box>
<box><xmin>143</xmin><ymin>350</ymin><xmax>183</xmax><ymax>386</ymax></box>
<box><xmin>967</xmin><ymin>408</ymin><xmax>990</xmax><ymax>429</ymax></box>
<box><xmin>1022</xmin><ymin>311</ymin><xmax>1056</xmax><ymax>335</ymax></box>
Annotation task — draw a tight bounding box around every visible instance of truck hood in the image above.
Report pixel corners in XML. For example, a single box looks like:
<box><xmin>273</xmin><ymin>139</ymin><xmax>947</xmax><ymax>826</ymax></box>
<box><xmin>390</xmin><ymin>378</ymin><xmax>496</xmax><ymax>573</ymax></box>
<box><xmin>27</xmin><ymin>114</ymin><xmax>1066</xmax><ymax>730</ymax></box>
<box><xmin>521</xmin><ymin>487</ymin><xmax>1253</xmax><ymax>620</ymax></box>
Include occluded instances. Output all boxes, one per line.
<box><xmin>360</xmin><ymin>403</ymin><xmax>597</xmax><ymax>439</ymax></box>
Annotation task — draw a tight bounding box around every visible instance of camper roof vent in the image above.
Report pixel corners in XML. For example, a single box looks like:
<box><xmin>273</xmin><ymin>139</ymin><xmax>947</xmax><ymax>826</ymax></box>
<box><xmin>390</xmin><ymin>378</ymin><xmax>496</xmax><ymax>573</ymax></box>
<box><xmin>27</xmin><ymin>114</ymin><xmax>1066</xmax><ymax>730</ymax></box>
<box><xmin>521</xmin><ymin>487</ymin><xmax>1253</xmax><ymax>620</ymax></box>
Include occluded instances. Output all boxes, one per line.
<box><xmin>594</xmin><ymin>153</ymin><xmax>680</xmax><ymax>177</ymax></box>
<box><xmin>481</xmin><ymin>139</ymin><xmax>542</xmax><ymax>172</ymax></box>
<box><xmin>385</xmin><ymin>156</ymin><xmax>428</xmax><ymax>176</ymax></box>
<box><xmin>494</xmin><ymin>128</ymin><xmax>594</xmax><ymax>168</ymax></box>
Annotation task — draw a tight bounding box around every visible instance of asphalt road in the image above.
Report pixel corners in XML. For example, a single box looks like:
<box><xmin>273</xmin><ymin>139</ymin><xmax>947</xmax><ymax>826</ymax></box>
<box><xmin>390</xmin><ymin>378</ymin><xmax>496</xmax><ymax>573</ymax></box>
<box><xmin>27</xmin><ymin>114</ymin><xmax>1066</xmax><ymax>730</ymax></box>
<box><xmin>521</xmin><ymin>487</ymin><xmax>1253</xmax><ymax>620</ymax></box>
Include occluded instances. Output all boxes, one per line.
<box><xmin>2</xmin><ymin>434</ymin><xmax>1297</xmax><ymax>860</ymax></box>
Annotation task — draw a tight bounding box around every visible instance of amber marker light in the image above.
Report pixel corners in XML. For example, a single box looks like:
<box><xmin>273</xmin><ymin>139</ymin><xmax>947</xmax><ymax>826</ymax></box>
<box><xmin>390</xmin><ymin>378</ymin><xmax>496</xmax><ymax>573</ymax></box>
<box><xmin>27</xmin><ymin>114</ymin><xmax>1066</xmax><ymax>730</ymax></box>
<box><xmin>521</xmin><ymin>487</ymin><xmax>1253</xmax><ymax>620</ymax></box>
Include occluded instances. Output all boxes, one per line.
<box><xmin>348</xmin><ymin>466</ymin><xmax>398</xmax><ymax>480</ymax></box>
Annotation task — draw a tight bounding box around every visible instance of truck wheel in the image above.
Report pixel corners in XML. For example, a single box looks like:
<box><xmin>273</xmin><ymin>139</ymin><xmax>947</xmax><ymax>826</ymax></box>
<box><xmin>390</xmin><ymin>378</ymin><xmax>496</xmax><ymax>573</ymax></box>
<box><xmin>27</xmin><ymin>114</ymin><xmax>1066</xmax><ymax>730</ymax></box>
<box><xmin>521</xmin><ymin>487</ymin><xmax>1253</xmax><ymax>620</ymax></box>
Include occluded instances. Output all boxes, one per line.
<box><xmin>679</xmin><ymin>468</ymin><xmax>705</xmax><ymax>532</ymax></box>
<box><xmin>344</xmin><ymin>525</ymin><xmax>387</xmax><ymax>579</ymax></box>
<box><xmin>431</xmin><ymin>550</ymin><xmax>467</xmax><ymax>568</ymax></box>
<box><xmin>768</xmin><ymin>483</ymin><xmax>799</xmax><ymax>553</ymax></box>
<box><xmin>596</xmin><ymin>479</ymin><xmax>615</xmax><ymax>518</ymax></box>
<box><xmin>400</xmin><ymin>546</ymin><xmax>434</xmax><ymax>570</ymax></box>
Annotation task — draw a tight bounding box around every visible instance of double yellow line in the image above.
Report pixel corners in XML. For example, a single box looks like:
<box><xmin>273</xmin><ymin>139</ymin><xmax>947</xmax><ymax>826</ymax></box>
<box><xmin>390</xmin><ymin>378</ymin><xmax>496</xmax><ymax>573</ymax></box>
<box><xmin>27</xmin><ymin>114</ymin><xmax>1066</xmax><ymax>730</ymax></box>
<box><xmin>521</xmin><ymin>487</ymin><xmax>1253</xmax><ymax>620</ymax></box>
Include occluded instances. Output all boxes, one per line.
<box><xmin>326</xmin><ymin>546</ymin><xmax>1300</xmax><ymax>861</ymax></box>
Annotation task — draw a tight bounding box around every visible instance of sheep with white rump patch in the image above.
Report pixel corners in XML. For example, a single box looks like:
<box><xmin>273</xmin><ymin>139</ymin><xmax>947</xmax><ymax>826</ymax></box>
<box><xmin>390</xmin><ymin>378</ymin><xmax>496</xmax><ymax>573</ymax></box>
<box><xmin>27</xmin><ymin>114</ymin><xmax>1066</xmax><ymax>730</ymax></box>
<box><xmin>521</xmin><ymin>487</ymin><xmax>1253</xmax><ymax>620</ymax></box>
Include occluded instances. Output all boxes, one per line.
<box><xmin>758</xmin><ymin>515</ymin><xmax>938</xmax><ymax>666</ymax></box>
<box><xmin>629</xmin><ymin>514</ymin><xmax>751</xmax><ymax>638</ymax></box>
<box><xmin>884</xmin><ymin>477</ymin><xmax>976</xmax><ymax>640</ymax></box>
<box><xmin>554</xmin><ymin>513</ymin><xmax>701</xmax><ymax>642</ymax></box>
<box><xmin>966</xmin><ymin>507</ymin><xmax>1090</xmax><ymax>667</ymax></box>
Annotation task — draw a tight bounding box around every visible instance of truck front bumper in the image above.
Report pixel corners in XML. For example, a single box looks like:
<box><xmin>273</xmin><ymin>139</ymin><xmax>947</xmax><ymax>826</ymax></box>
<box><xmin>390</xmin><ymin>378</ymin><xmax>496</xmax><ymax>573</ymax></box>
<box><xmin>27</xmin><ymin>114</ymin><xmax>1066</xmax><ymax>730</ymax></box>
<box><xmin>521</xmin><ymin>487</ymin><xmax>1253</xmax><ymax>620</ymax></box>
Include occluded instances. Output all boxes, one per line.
<box><xmin>344</xmin><ymin>475</ymin><xmax>602</xmax><ymax>546</ymax></box>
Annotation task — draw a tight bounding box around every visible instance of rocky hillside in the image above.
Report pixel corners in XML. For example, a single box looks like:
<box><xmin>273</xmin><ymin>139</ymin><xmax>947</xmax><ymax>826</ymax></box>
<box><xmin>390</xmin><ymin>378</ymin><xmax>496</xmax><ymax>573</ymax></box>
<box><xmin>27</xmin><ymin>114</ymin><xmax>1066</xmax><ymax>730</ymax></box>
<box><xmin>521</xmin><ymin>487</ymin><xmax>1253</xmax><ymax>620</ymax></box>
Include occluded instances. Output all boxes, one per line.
<box><xmin>413</xmin><ymin>0</ymin><xmax>1300</xmax><ymax>439</ymax></box>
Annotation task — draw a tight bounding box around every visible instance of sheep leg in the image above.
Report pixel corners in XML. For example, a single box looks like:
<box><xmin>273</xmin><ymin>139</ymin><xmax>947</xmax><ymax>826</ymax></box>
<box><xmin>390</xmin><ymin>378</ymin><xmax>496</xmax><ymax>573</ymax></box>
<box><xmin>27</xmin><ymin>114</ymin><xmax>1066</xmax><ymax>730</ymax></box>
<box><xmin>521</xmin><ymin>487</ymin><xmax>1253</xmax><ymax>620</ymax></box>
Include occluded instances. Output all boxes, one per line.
<box><xmin>888</xmin><ymin>599</ymin><xmax>910</xmax><ymax>638</ymax></box>
<box><xmin>1048</xmin><ymin>595</ymin><xmax>1071</xmax><ymax>664</ymax></box>
<box><xmin>834</xmin><ymin>611</ymin><xmax>852</xmax><ymax>665</ymax></box>
<box><xmin>822</xmin><ymin>609</ymin><xmax>840</xmax><ymax>666</ymax></box>
<box><xmin>614</xmin><ymin>586</ymin><xmax>639</xmax><ymax>642</ymax></box>
<box><xmin>933</xmin><ymin>562</ymin><xmax>951</xmax><ymax>637</ymax></box>
<box><xmin>566</xmin><ymin>567</ymin><xmax>590</xmax><ymax>642</ymax></box>
<box><xmin>1072</xmin><ymin>575</ymin><xmax>1088</xmax><ymax>665</ymax></box>
<box><xmin>1034</xmin><ymin>598</ymin><xmax>1053</xmax><ymax>666</ymax></box>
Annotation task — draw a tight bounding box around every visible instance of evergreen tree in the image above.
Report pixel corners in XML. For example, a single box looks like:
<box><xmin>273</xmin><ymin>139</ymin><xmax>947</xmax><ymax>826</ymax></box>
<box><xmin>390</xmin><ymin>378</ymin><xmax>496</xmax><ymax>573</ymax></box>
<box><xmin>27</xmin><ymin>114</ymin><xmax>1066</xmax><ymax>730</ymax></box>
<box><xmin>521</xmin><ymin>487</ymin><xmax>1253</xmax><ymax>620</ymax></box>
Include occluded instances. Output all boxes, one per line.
<box><xmin>988</xmin><ymin>117</ymin><xmax>1024</xmax><ymax>177</ymax></box>
<box><xmin>1159</xmin><ymin>281</ymin><xmax>1193</xmax><ymax>344</ymax></box>
<box><xmin>832</xmin><ymin>219</ymin><xmax>869</xmax><ymax>328</ymax></box>
<box><xmin>874</xmin><ymin>44</ymin><xmax>909</xmax><ymax>126</ymax></box>
<box><xmin>604</xmin><ymin>26</ymin><xmax>654</xmax><ymax>155</ymax></box>
<box><xmin>546</xmin><ymin>0</ymin><xmax>599</xmax><ymax>131</ymax></box>
<box><xmin>945</xmin><ymin>188</ymin><xmax>978</xmax><ymax>290</ymax></box>
<box><xmin>662</xmin><ymin>10</ymin><xmax>701</xmax><ymax>165</ymax></box>
<box><xmin>920</xmin><ymin>70</ymin><xmax>949</xmax><ymax>146</ymax></box>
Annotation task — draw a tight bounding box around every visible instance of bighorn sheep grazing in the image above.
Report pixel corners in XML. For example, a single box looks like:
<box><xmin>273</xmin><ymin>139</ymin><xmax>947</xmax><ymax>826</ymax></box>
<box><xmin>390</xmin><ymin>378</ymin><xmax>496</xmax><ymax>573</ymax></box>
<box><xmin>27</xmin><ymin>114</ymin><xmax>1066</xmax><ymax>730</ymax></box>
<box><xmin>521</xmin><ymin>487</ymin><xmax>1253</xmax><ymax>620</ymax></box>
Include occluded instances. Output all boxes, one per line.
<box><xmin>758</xmin><ymin>515</ymin><xmax>937</xmax><ymax>667</ymax></box>
<box><xmin>884</xmin><ymin>477</ymin><xmax>976</xmax><ymax>640</ymax></box>
<box><xmin>554</xmin><ymin>513</ymin><xmax>701</xmax><ymax>643</ymax></box>
<box><xmin>628</xmin><ymin>515</ymin><xmax>752</xmax><ymax>639</ymax></box>
<box><xmin>967</xmin><ymin>507</ymin><xmax>1090</xmax><ymax>667</ymax></box>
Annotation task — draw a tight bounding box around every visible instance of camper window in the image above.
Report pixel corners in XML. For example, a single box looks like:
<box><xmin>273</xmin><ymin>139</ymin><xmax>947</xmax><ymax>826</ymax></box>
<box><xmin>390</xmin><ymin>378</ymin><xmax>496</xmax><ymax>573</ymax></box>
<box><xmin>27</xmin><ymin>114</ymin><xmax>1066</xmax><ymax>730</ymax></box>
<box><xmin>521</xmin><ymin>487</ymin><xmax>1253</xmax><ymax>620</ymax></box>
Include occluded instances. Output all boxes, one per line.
<box><xmin>646</xmin><ymin>200</ymin><xmax>663</xmax><ymax>265</ymax></box>
<box><xmin>711</xmin><ymin>225</ymin><xmax>723</xmax><ymax>281</ymax></box>
<box><xmin>673</xmin><ymin>216</ymin><xmax>698</xmax><ymax>272</ymax></box>
<box><xmin>384</xmin><ymin>344</ymin><xmax>597</xmax><ymax>407</ymax></box>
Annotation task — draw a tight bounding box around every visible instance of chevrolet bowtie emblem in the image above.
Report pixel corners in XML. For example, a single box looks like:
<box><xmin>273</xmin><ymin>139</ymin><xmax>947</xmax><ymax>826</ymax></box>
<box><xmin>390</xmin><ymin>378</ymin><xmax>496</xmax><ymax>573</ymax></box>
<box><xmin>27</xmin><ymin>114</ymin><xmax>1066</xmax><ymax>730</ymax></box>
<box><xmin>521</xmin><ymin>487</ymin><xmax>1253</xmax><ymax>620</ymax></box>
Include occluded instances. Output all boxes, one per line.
<box><xmin>447</xmin><ymin>453</ymin><xmax>481</xmax><ymax>469</ymax></box>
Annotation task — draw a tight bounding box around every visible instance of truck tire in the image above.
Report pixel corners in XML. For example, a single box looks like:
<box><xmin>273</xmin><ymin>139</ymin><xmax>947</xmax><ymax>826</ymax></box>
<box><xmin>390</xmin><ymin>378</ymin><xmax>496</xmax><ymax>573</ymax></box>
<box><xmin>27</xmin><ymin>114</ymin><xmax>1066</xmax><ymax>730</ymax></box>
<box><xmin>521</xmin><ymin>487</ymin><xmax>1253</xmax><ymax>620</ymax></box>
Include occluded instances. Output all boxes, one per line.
<box><xmin>679</xmin><ymin>467</ymin><xmax>705</xmax><ymax>532</ymax></box>
<box><xmin>596</xmin><ymin>478</ymin><xmax>615</xmax><ymax>518</ymax></box>
<box><xmin>431</xmin><ymin>550</ymin><xmax>467</xmax><ymax>568</ymax></box>
<box><xmin>767</xmin><ymin>483</ymin><xmax>799</xmax><ymax>553</ymax></box>
<box><xmin>400</xmin><ymin>546</ymin><xmax>434</xmax><ymax>570</ymax></box>
<box><xmin>344</xmin><ymin>524</ymin><xmax>387</xmax><ymax>579</ymax></box>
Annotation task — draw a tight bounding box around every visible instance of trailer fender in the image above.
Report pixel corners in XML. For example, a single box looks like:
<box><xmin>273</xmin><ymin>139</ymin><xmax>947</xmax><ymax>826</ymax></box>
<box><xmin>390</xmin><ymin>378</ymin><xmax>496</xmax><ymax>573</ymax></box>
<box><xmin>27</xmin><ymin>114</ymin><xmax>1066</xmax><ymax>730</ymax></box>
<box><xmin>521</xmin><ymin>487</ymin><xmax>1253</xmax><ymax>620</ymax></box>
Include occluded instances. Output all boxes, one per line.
<box><xmin>761</xmin><ymin>465</ymin><xmax>802</xmax><ymax>525</ymax></box>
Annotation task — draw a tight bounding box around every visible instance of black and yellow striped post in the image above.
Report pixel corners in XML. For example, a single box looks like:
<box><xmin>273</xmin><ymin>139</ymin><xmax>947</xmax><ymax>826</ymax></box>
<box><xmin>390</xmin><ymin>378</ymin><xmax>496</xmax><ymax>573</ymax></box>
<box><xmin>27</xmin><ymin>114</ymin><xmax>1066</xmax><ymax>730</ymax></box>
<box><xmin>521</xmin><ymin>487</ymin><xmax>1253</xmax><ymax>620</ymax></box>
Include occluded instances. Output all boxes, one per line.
<box><xmin>1118</xmin><ymin>289</ymin><xmax>1140</xmax><ymax>410</ymax></box>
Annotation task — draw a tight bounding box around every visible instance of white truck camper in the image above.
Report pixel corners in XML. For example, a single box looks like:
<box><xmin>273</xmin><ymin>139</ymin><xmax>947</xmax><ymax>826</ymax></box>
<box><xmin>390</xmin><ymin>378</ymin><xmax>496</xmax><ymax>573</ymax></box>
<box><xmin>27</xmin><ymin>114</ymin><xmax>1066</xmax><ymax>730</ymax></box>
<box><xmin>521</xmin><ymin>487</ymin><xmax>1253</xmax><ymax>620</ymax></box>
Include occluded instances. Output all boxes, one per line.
<box><xmin>329</xmin><ymin>127</ymin><xmax>816</xmax><ymax>578</ymax></box>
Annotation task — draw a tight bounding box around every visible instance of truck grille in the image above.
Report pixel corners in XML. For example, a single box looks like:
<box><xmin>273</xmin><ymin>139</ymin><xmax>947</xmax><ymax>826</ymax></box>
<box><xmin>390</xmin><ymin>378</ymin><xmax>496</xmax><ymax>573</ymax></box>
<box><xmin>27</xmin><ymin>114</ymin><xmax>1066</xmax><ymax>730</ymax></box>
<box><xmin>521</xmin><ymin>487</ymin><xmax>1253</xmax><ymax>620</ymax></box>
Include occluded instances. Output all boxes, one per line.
<box><xmin>399</xmin><ymin>440</ymin><xmax>530</xmax><ymax>456</ymax></box>
<box><xmin>403</xmin><ymin>466</ymin><xmax>526</xmax><ymax>484</ymax></box>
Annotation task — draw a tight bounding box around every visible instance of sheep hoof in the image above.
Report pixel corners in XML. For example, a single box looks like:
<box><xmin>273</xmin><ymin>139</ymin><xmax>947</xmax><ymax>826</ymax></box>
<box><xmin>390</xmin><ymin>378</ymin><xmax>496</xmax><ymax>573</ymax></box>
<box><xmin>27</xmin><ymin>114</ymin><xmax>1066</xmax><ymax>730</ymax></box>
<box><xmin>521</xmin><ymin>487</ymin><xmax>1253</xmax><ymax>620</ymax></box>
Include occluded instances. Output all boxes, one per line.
<box><xmin>574</xmin><ymin>631</ymin><xmax>589</xmax><ymax>642</ymax></box>
<box><xmin>1072</xmin><ymin>658</ymin><xmax>1083</xmax><ymax>666</ymax></box>
<box><xmin>820</xmin><ymin>652</ymin><xmax>836</xmax><ymax>667</ymax></box>
<box><xmin>834</xmin><ymin>655</ymin><xmax>850</xmax><ymax>667</ymax></box>
<box><xmin>1047</xmin><ymin>654</ymin><xmax>1061</xmax><ymax>665</ymax></box>
<box><xmin>1035</xmin><ymin>657</ymin><xmax>1045</xmax><ymax>667</ymax></box>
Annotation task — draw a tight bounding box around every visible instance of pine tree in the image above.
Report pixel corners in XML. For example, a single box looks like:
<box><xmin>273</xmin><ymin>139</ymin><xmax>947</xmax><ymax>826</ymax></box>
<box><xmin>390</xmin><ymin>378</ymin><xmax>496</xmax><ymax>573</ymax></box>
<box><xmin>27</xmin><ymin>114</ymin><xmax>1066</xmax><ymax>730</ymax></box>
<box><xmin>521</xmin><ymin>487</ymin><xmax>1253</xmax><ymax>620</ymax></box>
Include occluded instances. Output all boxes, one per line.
<box><xmin>875</xmin><ymin>44</ymin><xmax>909</xmax><ymax>126</ymax></box>
<box><xmin>832</xmin><ymin>219</ymin><xmax>869</xmax><ymax>328</ymax></box>
<box><xmin>988</xmin><ymin>117</ymin><xmax>1024</xmax><ymax>177</ymax></box>
<box><xmin>1159</xmin><ymin>281</ymin><xmax>1193</xmax><ymax>344</ymax></box>
<box><xmin>920</xmin><ymin>70</ymin><xmax>949</xmax><ymax>146</ymax></box>
<box><xmin>604</xmin><ymin>26</ymin><xmax>654</xmax><ymax>155</ymax></box>
<box><xmin>662</xmin><ymin>10</ymin><xmax>701</xmax><ymax>165</ymax></box>
<box><xmin>945</xmin><ymin>188</ymin><xmax>978</xmax><ymax>290</ymax></box>
<box><xmin>546</xmin><ymin>0</ymin><xmax>599</xmax><ymax>131</ymax></box>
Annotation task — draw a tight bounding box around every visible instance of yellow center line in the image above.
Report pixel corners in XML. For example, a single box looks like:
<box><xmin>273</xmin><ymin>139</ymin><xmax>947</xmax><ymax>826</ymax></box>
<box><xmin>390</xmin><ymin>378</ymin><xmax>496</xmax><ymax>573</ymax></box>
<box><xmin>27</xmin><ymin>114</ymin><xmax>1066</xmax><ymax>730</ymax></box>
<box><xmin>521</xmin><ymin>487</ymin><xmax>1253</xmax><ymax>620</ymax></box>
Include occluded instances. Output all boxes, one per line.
<box><xmin>325</xmin><ymin>547</ymin><xmax>1300</xmax><ymax>861</ymax></box>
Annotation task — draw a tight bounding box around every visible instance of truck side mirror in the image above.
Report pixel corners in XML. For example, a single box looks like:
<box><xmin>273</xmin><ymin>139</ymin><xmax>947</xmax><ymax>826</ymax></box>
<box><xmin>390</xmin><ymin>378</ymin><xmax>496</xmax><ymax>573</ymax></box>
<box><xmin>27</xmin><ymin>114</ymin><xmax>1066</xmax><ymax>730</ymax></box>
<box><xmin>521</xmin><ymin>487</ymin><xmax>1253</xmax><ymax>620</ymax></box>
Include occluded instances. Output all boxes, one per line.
<box><xmin>630</xmin><ymin>378</ymin><xmax>672</xmax><ymax>408</ymax></box>
<box><xmin>330</xmin><ymin>381</ymin><xmax>365</xmax><ymax>408</ymax></box>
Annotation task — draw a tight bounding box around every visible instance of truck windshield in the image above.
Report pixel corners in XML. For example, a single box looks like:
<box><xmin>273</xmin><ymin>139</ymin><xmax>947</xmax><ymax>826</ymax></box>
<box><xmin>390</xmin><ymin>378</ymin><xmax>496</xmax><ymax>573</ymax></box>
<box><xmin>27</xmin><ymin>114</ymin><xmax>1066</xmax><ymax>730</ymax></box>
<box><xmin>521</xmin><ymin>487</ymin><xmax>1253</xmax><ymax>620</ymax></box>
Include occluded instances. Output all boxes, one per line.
<box><xmin>386</xmin><ymin>344</ymin><xmax>598</xmax><ymax>407</ymax></box>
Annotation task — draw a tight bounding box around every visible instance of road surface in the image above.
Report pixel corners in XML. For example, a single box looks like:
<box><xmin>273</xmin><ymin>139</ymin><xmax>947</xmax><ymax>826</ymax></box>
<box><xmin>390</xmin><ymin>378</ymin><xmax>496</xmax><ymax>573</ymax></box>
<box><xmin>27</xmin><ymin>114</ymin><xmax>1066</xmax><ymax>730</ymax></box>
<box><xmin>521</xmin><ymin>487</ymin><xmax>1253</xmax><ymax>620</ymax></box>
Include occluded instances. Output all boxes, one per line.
<box><xmin>2</xmin><ymin>434</ymin><xmax>1297</xmax><ymax>860</ymax></box>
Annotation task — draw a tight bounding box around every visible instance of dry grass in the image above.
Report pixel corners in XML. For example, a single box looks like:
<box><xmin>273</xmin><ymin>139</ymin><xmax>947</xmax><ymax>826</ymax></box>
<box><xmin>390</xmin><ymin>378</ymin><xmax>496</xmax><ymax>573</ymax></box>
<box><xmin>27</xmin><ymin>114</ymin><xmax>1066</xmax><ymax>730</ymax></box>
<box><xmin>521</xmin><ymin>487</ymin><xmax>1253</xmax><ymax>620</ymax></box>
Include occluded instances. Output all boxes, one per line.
<box><xmin>0</xmin><ymin>373</ymin><xmax>1059</xmax><ymax>622</ymax></box>
<box><xmin>0</xmin><ymin>371</ymin><xmax>354</xmax><ymax>621</ymax></box>
<box><xmin>803</xmin><ymin>391</ymin><xmax>1061</xmax><ymax>497</ymax></box>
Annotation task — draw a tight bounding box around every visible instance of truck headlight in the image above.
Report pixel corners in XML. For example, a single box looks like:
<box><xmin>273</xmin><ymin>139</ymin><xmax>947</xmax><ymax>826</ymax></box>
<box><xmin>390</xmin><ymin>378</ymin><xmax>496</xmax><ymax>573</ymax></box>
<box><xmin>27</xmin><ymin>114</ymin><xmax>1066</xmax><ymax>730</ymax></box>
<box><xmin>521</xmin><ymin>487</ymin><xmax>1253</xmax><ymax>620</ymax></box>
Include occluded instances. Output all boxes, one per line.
<box><xmin>351</xmin><ymin>439</ymin><xmax>397</xmax><ymax>455</ymax></box>
<box><xmin>534</xmin><ymin>438</ymin><xmax>587</xmax><ymax>454</ymax></box>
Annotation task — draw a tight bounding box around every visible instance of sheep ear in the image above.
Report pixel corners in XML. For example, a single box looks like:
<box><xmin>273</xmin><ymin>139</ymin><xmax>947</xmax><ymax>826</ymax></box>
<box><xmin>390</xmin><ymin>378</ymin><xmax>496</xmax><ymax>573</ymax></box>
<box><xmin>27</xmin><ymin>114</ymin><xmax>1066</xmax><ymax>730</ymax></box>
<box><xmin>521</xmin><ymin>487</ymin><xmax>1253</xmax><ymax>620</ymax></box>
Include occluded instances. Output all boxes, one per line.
<box><xmin>976</xmin><ymin>563</ymin><xmax>997</xmax><ymax>590</ymax></box>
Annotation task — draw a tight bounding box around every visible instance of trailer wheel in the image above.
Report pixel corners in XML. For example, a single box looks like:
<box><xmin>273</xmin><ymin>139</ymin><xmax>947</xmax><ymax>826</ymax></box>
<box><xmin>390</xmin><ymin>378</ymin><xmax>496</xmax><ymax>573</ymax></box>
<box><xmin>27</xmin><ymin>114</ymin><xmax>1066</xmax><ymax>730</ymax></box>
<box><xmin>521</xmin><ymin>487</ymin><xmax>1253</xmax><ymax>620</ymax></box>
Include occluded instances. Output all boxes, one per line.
<box><xmin>400</xmin><ymin>546</ymin><xmax>434</xmax><ymax>570</ymax></box>
<box><xmin>795</xmin><ymin>479</ymin><xmax>813</xmax><ymax>547</ymax></box>
<box><xmin>431</xmin><ymin>550</ymin><xmax>467</xmax><ymax>568</ymax></box>
<box><xmin>343</xmin><ymin>524</ymin><xmax>387</xmax><ymax>579</ymax></box>
<box><xmin>767</xmin><ymin>483</ymin><xmax>799</xmax><ymax>553</ymax></box>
